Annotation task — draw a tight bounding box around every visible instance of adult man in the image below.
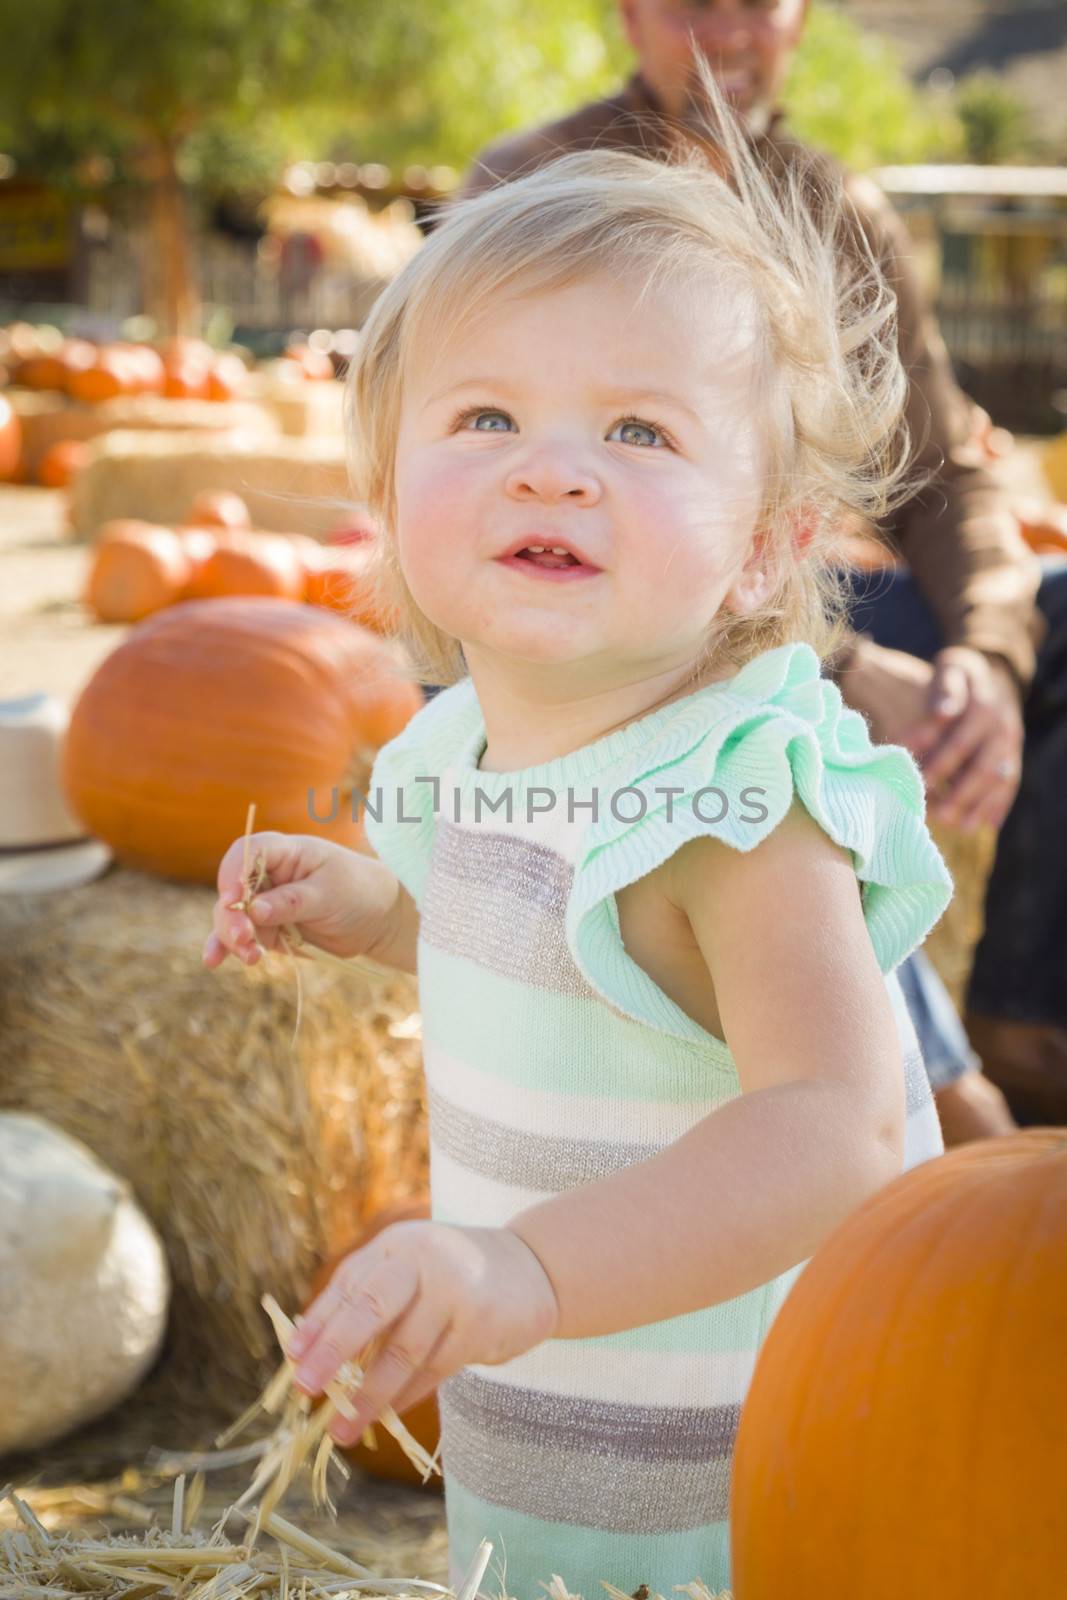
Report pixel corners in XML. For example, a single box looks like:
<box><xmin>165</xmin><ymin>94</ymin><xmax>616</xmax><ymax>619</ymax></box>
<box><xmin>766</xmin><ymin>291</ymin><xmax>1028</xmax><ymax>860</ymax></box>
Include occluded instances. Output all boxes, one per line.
<box><xmin>453</xmin><ymin>0</ymin><xmax>1067</xmax><ymax>1132</ymax></box>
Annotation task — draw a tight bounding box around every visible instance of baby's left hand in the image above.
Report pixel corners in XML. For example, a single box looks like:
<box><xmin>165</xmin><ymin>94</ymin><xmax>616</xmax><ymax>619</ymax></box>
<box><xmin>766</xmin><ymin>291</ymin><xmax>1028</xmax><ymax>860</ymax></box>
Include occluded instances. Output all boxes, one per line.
<box><xmin>288</xmin><ymin>1219</ymin><xmax>559</xmax><ymax>1444</ymax></box>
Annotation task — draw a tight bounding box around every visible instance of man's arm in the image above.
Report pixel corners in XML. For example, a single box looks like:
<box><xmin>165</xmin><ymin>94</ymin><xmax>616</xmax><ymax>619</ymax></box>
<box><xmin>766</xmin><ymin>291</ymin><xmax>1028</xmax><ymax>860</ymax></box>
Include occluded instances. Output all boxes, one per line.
<box><xmin>507</xmin><ymin>804</ymin><xmax>905</xmax><ymax>1340</ymax></box>
<box><xmin>844</xmin><ymin>175</ymin><xmax>1044</xmax><ymax>690</ymax></box>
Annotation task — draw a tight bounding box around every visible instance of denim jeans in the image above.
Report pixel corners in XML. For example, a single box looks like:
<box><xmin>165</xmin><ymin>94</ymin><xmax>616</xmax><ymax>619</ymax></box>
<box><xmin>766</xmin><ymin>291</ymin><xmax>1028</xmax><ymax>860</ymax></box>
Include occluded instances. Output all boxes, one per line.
<box><xmin>896</xmin><ymin>948</ymin><xmax>979</xmax><ymax>1090</ymax></box>
<box><xmin>844</xmin><ymin>556</ymin><xmax>1067</xmax><ymax>1029</ymax></box>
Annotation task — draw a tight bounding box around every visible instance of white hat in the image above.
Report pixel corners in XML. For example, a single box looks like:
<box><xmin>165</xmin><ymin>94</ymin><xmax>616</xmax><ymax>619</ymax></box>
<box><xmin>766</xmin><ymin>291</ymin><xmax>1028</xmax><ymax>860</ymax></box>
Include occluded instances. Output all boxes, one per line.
<box><xmin>0</xmin><ymin>693</ymin><xmax>113</xmax><ymax>894</ymax></box>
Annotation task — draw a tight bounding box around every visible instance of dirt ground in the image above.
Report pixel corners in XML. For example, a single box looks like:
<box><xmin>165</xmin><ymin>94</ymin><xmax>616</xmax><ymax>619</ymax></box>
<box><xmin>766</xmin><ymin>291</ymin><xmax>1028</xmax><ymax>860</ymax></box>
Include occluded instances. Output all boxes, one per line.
<box><xmin>1</xmin><ymin>486</ymin><xmax>128</xmax><ymax>703</ymax></box>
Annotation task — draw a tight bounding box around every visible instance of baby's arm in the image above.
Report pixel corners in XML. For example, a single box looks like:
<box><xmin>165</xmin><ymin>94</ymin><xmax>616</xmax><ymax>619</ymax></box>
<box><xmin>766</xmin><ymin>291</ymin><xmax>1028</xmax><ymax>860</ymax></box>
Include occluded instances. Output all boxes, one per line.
<box><xmin>363</xmin><ymin>872</ymin><xmax>420</xmax><ymax>976</ymax></box>
<box><xmin>507</xmin><ymin>799</ymin><xmax>906</xmax><ymax>1341</ymax></box>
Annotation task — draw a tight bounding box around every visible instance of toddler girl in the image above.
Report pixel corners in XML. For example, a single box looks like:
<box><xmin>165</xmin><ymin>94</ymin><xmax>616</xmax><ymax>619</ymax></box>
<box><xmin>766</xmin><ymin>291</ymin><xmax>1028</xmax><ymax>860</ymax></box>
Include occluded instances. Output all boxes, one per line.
<box><xmin>205</xmin><ymin>71</ymin><xmax>952</xmax><ymax>1600</ymax></box>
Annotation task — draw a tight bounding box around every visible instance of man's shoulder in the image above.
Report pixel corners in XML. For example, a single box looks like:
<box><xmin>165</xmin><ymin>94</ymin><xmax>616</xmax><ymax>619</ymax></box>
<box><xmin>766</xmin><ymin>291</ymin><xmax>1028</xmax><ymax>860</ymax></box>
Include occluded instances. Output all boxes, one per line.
<box><xmin>766</xmin><ymin>125</ymin><xmax>905</xmax><ymax>253</ymax></box>
<box><xmin>457</xmin><ymin>86</ymin><xmax>647</xmax><ymax>198</ymax></box>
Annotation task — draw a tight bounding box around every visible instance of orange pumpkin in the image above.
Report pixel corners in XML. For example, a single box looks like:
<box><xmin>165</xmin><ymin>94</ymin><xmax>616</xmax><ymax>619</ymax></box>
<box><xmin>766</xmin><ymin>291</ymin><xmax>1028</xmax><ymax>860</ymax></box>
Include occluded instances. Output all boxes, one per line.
<box><xmin>0</xmin><ymin>393</ymin><xmax>22</xmax><ymax>480</ymax></box>
<box><xmin>37</xmin><ymin>438</ymin><xmax>91</xmax><ymax>489</ymax></box>
<box><xmin>85</xmin><ymin>526</ymin><xmax>192</xmax><ymax>623</ymax></box>
<box><xmin>188</xmin><ymin>531</ymin><xmax>305</xmax><ymax>601</ymax></box>
<box><xmin>1016</xmin><ymin>499</ymin><xmax>1067</xmax><ymax>556</ymax></box>
<box><xmin>185</xmin><ymin>489</ymin><xmax>252</xmax><ymax>531</ymax></box>
<box><xmin>96</xmin><ymin>518</ymin><xmax>168</xmax><ymax>544</ymax></box>
<box><xmin>304</xmin><ymin>544</ymin><xmax>392</xmax><ymax>632</ymax></box>
<box><xmin>16</xmin><ymin>353</ymin><xmax>69</xmax><ymax>390</ymax></box>
<box><xmin>119</xmin><ymin>344</ymin><xmax>166</xmax><ymax>395</ymax></box>
<box><xmin>731</xmin><ymin>1129</ymin><xmax>1067</xmax><ymax>1599</ymax></box>
<box><xmin>158</xmin><ymin>336</ymin><xmax>215</xmax><ymax>368</ymax></box>
<box><xmin>61</xmin><ymin>598</ymin><xmax>423</xmax><ymax>881</ymax></box>
<box><xmin>163</xmin><ymin>362</ymin><xmax>211</xmax><ymax>400</ymax></box>
<box><xmin>206</xmin><ymin>353</ymin><xmax>248</xmax><ymax>401</ymax></box>
<box><xmin>307</xmin><ymin>1198</ymin><xmax>441</xmax><ymax>1490</ymax></box>
<box><xmin>68</xmin><ymin>348</ymin><xmax>130</xmax><ymax>404</ymax></box>
<box><xmin>284</xmin><ymin>342</ymin><xmax>336</xmax><ymax>382</ymax></box>
<box><xmin>177</xmin><ymin>527</ymin><xmax>220</xmax><ymax>597</ymax></box>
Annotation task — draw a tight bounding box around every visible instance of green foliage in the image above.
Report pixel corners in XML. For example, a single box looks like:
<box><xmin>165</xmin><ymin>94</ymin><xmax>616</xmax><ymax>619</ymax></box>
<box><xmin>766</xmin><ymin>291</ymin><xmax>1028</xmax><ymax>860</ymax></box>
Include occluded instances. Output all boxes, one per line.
<box><xmin>324</xmin><ymin>0</ymin><xmax>629</xmax><ymax>172</ymax></box>
<box><xmin>785</xmin><ymin>4</ymin><xmax>958</xmax><ymax>169</ymax></box>
<box><xmin>953</xmin><ymin>72</ymin><xmax>1034</xmax><ymax>164</ymax></box>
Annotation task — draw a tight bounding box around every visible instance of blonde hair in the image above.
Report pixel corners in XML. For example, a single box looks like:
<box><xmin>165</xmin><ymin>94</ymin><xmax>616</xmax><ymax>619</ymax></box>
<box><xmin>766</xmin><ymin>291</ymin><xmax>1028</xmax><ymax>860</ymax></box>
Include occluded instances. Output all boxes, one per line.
<box><xmin>347</xmin><ymin>58</ymin><xmax>917</xmax><ymax>689</ymax></box>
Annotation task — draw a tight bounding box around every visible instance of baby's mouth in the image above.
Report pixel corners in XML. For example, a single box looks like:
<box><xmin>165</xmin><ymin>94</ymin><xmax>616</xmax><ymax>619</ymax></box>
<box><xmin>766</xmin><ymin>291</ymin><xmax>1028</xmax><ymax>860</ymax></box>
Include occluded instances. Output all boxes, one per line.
<box><xmin>515</xmin><ymin>546</ymin><xmax>582</xmax><ymax>570</ymax></box>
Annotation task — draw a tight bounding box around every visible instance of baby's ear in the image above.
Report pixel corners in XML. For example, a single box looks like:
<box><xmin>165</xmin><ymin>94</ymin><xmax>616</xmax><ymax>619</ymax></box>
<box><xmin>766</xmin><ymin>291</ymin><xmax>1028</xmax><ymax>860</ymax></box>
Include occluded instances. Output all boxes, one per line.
<box><xmin>721</xmin><ymin>529</ymin><xmax>776</xmax><ymax>617</ymax></box>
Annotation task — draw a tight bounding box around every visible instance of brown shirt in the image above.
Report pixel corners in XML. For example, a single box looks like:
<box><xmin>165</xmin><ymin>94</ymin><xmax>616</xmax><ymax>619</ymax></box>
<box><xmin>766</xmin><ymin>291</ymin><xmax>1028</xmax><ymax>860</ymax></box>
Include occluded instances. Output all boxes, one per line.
<box><xmin>455</xmin><ymin>73</ymin><xmax>1044</xmax><ymax>688</ymax></box>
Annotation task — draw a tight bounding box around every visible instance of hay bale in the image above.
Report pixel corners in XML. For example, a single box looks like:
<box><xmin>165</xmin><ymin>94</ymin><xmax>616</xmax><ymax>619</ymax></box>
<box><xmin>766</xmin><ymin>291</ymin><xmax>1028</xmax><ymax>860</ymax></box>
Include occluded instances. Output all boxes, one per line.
<box><xmin>70</xmin><ymin>432</ymin><xmax>351</xmax><ymax>540</ymax></box>
<box><xmin>0</xmin><ymin>865</ymin><xmax>428</xmax><ymax>1408</ymax></box>
<box><xmin>243</xmin><ymin>374</ymin><xmax>345</xmax><ymax>438</ymax></box>
<box><xmin>924</xmin><ymin>820</ymin><xmax>996</xmax><ymax>1013</ymax></box>
<box><xmin>8</xmin><ymin>389</ymin><xmax>278</xmax><ymax>479</ymax></box>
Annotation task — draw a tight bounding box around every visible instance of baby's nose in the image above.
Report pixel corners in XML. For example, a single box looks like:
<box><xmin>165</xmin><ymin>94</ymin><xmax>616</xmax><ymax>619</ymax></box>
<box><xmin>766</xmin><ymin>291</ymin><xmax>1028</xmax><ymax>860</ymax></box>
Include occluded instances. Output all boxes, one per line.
<box><xmin>504</xmin><ymin>452</ymin><xmax>601</xmax><ymax>504</ymax></box>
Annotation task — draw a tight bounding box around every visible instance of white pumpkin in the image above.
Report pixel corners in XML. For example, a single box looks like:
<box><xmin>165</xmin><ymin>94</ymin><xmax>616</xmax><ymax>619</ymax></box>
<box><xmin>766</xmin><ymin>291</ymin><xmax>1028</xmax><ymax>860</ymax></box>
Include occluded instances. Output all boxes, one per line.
<box><xmin>0</xmin><ymin>1112</ymin><xmax>170</xmax><ymax>1455</ymax></box>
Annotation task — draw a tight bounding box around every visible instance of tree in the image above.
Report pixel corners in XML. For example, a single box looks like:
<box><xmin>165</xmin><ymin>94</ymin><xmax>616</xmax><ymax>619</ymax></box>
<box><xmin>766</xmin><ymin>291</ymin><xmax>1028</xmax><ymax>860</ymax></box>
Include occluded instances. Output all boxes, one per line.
<box><xmin>0</xmin><ymin>0</ymin><xmax>436</xmax><ymax>333</ymax></box>
<box><xmin>784</xmin><ymin>4</ymin><xmax>960</xmax><ymax>169</ymax></box>
<box><xmin>953</xmin><ymin>72</ymin><xmax>1034</xmax><ymax>164</ymax></box>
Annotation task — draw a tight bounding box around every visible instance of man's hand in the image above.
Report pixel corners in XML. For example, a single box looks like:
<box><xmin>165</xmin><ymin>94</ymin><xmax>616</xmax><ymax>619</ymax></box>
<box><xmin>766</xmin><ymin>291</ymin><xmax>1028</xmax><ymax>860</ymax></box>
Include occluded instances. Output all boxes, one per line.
<box><xmin>838</xmin><ymin>640</ymin><xmax>1023</xmax><ymax>832</ymax></box>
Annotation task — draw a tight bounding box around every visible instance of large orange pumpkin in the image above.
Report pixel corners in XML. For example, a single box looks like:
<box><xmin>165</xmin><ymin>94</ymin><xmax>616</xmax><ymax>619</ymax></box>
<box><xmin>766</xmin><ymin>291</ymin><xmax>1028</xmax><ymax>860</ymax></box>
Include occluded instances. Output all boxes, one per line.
<box><xmin>731</xmin><ymin>1130</ymin><xmax>1067</xmax><ymax>1599</ymax></box>
<box><xmin>61</xmin><ymin>598</ymin><xmax>423</xmax><ymax>882</ymax></box>
<box><xmin>306</xmin><ymin>1197</ymin><xmax>441</xmax><ymax>1490</ymax></box>
<box><xmin>188</xmin><ymin>531</ymin><xmax>305</xmax><ymax>601</ymax></box>
<box><xmin>0</xmin><ymin>393</ymin><xmax>21</xmax><ymax>480</ymax></box>
<box><xmin>85</xmin><ymin>526</ymin><xmax>191</xmax><ymax>623</ymax></box>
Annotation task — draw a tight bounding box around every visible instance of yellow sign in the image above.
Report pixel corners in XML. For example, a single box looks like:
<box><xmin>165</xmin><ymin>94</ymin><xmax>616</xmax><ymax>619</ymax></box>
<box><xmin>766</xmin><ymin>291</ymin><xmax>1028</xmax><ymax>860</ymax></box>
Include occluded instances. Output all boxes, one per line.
<box><xmin>0</xmin><ymin>189</ymin><xmax>70</xmax><ymax>270</ymax></box>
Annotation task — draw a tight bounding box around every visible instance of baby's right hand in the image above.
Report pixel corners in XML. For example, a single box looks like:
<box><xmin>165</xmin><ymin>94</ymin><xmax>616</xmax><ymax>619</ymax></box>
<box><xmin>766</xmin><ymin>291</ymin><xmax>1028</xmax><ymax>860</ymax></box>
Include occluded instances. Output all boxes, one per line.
<box><xmin>202</xmin><ymin>832</ymin><xmax>389</xmax><ymax>970</ymax></box>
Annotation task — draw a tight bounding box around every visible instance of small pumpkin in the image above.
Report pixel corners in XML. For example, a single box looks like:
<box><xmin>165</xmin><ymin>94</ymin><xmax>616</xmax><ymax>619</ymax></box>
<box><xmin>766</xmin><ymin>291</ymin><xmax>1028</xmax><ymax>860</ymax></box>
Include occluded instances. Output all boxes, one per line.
<box><xmin>731</xmin><ymin>1129</ymin><xmax>1067</xmax><ymax>1599</ymax></box>
<box><xmin>177</xmin><ymin>527</ymin><xmax>220</xmax><ymax>597</ymax></box>
<box><xmin>15</xmin><ymin>353</ymin><xmax>69</xmax><ymax>390</ymax></box>
<box><xmin>85</xmin><ymin>526</ymin><xmax>191</xmax><ymax>623</ymax></box>
<box><xmin>284</xmin><ymin>342</ymin><xmax>336</xmax><ymax>382</ymax></box>
<box><xmin>206</xmin><ymin>353</ymin><xmax>248</xmax><ymax>402</ymax></box>
<box><xmin>61</xmin><ymin>597</ymin><xmax>423</xmax><ymax>881</ymax></box>
<box><xmin>38</xmin><ymin>438</ymin><xmax>91</xmax><ymax>489</ymax></box>
<box><xmin>0</xmin><ymin>393</ymin><xmax>22</xmax><ymax>481</ymax></box>
<box><xmin>68</xmin><ymin>348</ymin><xmax>131</xmax><ymax>404</ymax></box>
<box><xmin>188</xmin><ymin>530</ymin><xmax>305</xmax><ymax>601</ymax></box>
<box><xmin>163</xmin><ymin>362</ymin><xmax>212</xmax><ymax>400</ymax></box>
<box><xmin>304</xmin><ymin>543</ymin><xmax>392</xmax><ymax>632</ymax></box>
<box><xmin>306</xmin><ymin>1198</ymin><xmax>441</xmax><ymax>1490</ymax></box>
<box><xmin>185</xmin><ymin>489</ymin><xmax>252</xmax><ymax>532</ymax></box>
<box><xmin>1015</xmin><ymin>498</ymin><xmax>1067</xmax><ymax>556</ymax></box>
<box><xmin>120</xmin><ymin>344</ymin><xmax>166</xmax><ymax>395</ymax></box>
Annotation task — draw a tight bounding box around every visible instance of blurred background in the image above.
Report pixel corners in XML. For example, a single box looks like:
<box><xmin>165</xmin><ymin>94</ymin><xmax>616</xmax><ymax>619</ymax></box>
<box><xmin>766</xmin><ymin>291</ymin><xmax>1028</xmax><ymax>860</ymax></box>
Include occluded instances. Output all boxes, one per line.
<box><xmin>1</xmin><ymin>0</ymin><xmax>1065</xmax><ymax>430</ymax></box>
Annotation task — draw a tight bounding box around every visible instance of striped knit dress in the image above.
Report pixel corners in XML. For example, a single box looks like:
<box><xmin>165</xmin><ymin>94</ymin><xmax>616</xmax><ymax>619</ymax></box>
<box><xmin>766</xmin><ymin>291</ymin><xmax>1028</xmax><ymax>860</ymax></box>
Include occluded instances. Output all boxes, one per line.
<box><xmin>364</xmin><ymin>640</ymin><xmax>953</xmax><ymax>1600</ymax></box>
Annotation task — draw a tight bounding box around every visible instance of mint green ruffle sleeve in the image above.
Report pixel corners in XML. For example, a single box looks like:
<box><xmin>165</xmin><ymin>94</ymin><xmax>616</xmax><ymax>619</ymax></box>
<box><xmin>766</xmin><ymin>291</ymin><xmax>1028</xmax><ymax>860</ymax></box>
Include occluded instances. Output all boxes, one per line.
<box><xmin>567</xmin><ymin>641</ymin><xmax>954</xmax><ymax>1041</ymax></box>
<box><xmin>362</xmin><ymin>679</ymin><xmax>480</xmax><ymax>904</ymax></box>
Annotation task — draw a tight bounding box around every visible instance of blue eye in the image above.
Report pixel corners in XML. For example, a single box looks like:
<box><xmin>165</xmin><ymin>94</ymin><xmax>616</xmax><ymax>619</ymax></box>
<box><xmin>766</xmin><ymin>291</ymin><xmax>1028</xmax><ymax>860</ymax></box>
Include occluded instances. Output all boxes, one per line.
<box><xmin>449</xmin><ymin>405</ymin><xmax>672</xmax><ymax>449</ymax></box>
<box><xmin>610</xmin><ymin>417</ymin><xmax>668</xmax><ymax>448</ymax></box>
<box><xmin>455</xmin><ymin>407</ymin><xmax>514</xmax><ymax>432</ymax></box>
